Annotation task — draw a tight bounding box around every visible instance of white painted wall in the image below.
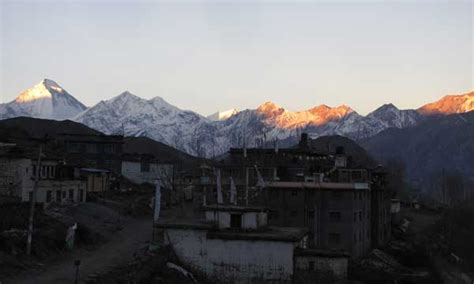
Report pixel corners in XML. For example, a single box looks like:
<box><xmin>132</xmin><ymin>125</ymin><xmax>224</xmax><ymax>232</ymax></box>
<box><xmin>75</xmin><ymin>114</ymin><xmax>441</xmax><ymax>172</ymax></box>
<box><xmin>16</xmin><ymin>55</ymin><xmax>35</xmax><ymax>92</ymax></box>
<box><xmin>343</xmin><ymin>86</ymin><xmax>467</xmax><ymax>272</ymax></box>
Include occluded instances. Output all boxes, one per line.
<box><xmin>0</xmin><ymin>157</ymin><xmax>86</xmax><ymax>204</ymax></box>
<box><xmin>121</xmin><ymin>161</ymin><xmax>173</xmax><ymax>185</ymax></box>
<box><xmin>164</xmin><ymin>228</ymin><xmax>295</xmax><ymax>283</ymax></box>
<box><xmin>295</xmin><ymin>254</ymin><xmax>348</xmax><ymax>280</ymax></box>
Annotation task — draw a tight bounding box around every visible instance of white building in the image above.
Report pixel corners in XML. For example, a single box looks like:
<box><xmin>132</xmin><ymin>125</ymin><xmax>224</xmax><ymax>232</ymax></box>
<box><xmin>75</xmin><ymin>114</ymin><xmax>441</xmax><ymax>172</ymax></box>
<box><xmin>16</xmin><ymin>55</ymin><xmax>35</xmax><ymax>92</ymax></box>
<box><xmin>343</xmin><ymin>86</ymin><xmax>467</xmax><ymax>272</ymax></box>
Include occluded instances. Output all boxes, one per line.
<box><xmin>156</xmin><ymin>205</ymin><xmax>349</xmax><ymax>283</ymax></box>
<box><xmin>121</xmin><ymin>159</ymin><xmax>173</xmax><ymax>185</ymax></box>
<box><xmin>0</xmin><ymin>146</ymin><xmax>86</xmax><ymax>205</ymax></box>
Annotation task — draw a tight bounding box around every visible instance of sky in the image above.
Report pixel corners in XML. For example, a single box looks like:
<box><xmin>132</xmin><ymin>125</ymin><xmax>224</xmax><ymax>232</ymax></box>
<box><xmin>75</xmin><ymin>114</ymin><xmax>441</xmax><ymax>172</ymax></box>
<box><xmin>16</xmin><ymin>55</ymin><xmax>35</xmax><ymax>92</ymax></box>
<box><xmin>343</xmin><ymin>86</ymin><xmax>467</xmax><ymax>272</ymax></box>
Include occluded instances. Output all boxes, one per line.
<box><xmin>0</xmin><ymin>0</ymin><xmax>472</xmax><ymax>116</ymax></box>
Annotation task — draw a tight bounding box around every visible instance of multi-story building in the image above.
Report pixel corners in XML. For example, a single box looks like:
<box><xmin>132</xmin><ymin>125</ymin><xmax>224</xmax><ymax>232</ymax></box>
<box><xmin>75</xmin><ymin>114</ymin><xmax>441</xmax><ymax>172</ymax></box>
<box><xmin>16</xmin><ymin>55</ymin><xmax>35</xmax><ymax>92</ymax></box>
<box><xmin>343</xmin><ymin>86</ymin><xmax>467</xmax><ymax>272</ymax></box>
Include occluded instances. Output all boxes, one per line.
<box><xmin>371</xmin><ymin>166</ymin><xmax>392</xmax><ymax>248</ymax></box>
<box><xmin>194</xmin><ymin>133</ymin><xmax>391</xmax><ymax>259</ymax></box>
<box><xmin>0</xmin><ymin>143</ymin><xmax>86</xmax><ymax>205</ymax></box>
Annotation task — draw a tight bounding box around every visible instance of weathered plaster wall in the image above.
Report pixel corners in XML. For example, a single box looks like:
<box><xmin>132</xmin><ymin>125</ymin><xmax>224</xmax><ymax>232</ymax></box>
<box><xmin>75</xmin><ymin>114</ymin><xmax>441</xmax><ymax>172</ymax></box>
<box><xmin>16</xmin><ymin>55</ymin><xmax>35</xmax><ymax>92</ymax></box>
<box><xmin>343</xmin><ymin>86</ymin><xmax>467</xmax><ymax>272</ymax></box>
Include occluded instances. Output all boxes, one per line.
<box><xmin>121</xmin><ymin>161</ymin><xmax>173</xmax><ymax>185</ymax></box>
<box><xmin>294</xmin><ymin>255</ymin><xmax>348</xmax><ymax>280</ymax></box>
<box><xmin>164</xmin><ymin>228</ymin><xmax>295</xmax><ymax>283</ymax></box>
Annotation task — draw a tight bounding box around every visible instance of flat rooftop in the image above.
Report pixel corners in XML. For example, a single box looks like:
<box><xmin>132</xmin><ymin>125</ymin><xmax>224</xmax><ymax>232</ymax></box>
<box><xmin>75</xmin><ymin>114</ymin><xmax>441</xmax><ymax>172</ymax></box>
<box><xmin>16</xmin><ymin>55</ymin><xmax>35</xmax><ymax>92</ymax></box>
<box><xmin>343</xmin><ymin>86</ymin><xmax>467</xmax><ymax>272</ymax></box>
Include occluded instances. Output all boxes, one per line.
<box><xmin>203</xmin><ymin>204</ymin><xmax>268</xmax><ymax>212</ymax></box>
<box><xmin>266</xmin><ymin>181</ymin><xmax>369</xmax><ymax>190</ymax></box>
<box><xmin>155</xmin><ymin>218</ymin><xmax>308</xmax><ymax>242</ymax></box>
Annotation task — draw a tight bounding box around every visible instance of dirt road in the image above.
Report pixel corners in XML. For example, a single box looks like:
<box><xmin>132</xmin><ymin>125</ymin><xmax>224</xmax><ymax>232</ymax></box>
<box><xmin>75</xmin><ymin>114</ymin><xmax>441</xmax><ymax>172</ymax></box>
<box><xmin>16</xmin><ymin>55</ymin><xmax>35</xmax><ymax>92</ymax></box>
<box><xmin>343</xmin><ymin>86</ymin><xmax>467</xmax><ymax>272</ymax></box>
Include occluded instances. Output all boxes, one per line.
<box><xmin>4</xmin><ymin>217</ymin><xmax>153</xmax><ymax>284</ymax></box>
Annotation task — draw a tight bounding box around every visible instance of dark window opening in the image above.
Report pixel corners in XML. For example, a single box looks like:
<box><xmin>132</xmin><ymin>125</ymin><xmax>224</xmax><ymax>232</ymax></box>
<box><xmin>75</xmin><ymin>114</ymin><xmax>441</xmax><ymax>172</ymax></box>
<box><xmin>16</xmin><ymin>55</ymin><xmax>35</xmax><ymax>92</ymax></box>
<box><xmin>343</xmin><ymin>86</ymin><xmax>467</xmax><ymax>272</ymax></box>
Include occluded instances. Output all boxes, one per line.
<box><xmin>46</xmin><ymin>191</ymin><xmax>52</xmax><ymax>202</ymax></box>
<box><xmin>329</xmin><ymin>233</ymin><xmax>341</xmax><ymax>245</ymax></box>
<box><xmin>329</xmin><ymin>211</ymin><xmax>341</xmax><ymax>222</ymax></box>
<box><xmin>230</xmin><ymin>214</ymin><xmax>242</xmax><ymax>228</ymax></box>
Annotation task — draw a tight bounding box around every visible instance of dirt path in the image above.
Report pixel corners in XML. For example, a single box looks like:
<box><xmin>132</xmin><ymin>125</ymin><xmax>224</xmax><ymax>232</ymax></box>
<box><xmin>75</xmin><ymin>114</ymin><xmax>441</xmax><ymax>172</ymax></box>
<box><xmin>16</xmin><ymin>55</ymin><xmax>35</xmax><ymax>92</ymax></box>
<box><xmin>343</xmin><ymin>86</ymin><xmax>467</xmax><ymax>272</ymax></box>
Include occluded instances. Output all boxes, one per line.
<box><xmin>5</xmin><ymin>217</ymin><xmax>153</xmax><ymax>284</ymax></box>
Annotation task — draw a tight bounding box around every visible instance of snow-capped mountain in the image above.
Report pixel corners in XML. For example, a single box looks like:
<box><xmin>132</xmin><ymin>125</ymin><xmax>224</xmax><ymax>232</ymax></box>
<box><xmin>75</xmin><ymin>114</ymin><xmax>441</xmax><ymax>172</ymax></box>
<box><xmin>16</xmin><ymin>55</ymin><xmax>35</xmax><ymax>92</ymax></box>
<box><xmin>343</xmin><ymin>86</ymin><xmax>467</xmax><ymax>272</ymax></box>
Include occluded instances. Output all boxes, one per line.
<box><xmin>418</xmin><ymin>91</ymin><xmax>474</xmax><ymax>115</ymax></box>
<box><xmin>74</xmin><ymin>89</ymin><xmax>473</xmax><ymax>157</ymax></box>
<box><xmin>207</xmin><ymin>109</ymin><xmax>239</xmax><ymax>121</ymax></box>
<box><xmin>3</xmin><ymin>79</ymin><xmax>472</xmax><ymax>158</ymax></box>
<box><xmin>73</xmin><ymin>91</ymin><xmax>214</xmax><ymax>155</ymax></box>
<box><xmin>367</xmin><ymin>103</ymin><xmax>421</xmax><ymax>129</ymax></box>
<box><xmin>0</xmin><ymin>79</ymin><xmax>87</xmax><ymax>120</ymax></box>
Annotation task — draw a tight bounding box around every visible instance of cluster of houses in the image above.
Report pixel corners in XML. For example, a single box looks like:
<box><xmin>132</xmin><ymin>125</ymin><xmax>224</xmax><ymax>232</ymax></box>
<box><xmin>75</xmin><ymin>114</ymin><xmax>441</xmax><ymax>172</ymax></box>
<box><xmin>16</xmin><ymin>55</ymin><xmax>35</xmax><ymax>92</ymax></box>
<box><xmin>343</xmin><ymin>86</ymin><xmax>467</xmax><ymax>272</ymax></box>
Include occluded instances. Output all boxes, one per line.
<box><xmin>156</xmin><ymin>133</ymin><xmax>398</xmax><ymax>283</ymax></box>
<box><xmin>0</xmin><ymin>122</ymin><xmax>399</xmax><ymax>283</ymax></box>
<box><xmin>0</xmin><ymin>132</ymin><xmax>178</xmax><ymax>206</ymax></box>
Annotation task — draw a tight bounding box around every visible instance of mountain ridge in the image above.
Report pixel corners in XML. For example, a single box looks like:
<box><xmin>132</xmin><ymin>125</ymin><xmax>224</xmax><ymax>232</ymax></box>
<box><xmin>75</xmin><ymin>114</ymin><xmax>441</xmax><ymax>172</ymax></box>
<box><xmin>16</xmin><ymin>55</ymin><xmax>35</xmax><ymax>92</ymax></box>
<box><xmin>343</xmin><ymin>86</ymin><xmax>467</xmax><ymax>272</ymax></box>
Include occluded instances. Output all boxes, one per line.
<box><xmin>2</xmin><ymin>79</ymin><xmax>473</xmax><ymax>157</ymax></box>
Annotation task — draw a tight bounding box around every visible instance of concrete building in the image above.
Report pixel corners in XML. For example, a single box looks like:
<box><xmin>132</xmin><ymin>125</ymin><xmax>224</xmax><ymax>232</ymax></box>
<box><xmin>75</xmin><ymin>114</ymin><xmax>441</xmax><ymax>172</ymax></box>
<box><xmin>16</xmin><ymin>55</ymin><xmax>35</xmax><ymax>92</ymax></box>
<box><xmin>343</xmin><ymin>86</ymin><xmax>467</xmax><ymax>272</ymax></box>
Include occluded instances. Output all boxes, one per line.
<box><xmin>156</xmin><ymin>205</ymin><xmax>349</xmax><ymax>283</ymax></box>
<box><xmin>370</xmin><ymin>167</ymin><xmax>392</xmax><ymax>248</ymax></box>
<box><xmin>265</xmin><ymin>178</ymin><xmax>371</xmax><ymax>259</ymax></box>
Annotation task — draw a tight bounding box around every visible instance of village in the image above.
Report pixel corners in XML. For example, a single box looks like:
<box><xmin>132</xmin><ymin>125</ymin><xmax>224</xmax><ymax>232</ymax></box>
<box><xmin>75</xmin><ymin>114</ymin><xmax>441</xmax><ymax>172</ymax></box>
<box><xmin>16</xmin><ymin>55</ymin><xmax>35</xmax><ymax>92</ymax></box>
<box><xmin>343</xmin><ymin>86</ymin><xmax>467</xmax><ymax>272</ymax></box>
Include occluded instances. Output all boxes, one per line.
<box><xmin>0</xmin><ymin>117</ymin><xmax>472</xmax><ymax>284</ymax></box>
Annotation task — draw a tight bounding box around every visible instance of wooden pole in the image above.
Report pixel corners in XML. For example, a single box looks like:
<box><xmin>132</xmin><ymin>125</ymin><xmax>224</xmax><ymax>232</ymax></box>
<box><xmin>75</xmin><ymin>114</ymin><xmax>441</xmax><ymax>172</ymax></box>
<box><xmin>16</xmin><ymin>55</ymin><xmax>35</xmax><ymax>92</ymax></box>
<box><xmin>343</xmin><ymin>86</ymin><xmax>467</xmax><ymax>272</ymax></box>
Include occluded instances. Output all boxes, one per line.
<box><xmin>26</xmin><ymin>144</ymin><xmax>42</xmax><ymax>255</ymax></box>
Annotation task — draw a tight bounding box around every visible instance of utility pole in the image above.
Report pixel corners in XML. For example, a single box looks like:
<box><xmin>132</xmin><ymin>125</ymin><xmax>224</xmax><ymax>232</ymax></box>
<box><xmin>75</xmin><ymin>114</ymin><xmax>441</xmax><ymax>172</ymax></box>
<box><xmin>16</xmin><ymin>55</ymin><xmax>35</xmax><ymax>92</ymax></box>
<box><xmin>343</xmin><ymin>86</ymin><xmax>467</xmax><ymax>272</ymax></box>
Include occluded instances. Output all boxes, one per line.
<box><xmin>26</xmin><ymin>144</ymin><xmax>43</xmax><ymax>255</ymax></box>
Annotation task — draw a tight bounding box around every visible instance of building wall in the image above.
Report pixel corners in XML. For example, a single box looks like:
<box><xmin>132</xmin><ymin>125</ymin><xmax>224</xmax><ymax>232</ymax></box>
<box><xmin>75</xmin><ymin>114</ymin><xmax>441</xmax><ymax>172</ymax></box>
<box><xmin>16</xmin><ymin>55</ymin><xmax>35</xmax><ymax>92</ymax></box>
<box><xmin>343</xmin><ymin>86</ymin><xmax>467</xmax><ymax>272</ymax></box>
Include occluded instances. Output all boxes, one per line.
<box><xmin>204</xmin><ymin>211</ymin><xmax>267</xmax><ymax>230</ymax></box>
<box><xmin>267</xmin><ymin>187</ymin><xmax>371</xmax><ymax>259</ymax></box>
<box><xmin>121</xmin><ymin>161</ymin><xmax>173</xmax><ymax>185</ymax></box>
<box><xmin>294</xmin><ymin>254</ymin><xmax>349</xmax><ymax>281</ymax></box>
<box><xmin>163</xmin><ymin>228</ymin><xmax>296</xmax><ymax>284</ymax></box>
<box><xmin>371</xmin><ymin>189</ymin><xmax>392</xmax><ymax>248</ymax></box>
<box><xmin>84</xmin><ymin>173</ymin><xmax>109</xmax><ymax>193</ymax></box>
<box><xmin>21</xmin><ymin>179</ymin><xmax>86</xmax><ymax>204</ymax></box>
<box><xmin>0</xmin><ymin>158</ymin><xmax>30</xmax><ymax>197</ymax></box>
<box><xmin>0</xmin><ymin>157</ymin><xmax>86</xmax><ymax>204</ymax></box>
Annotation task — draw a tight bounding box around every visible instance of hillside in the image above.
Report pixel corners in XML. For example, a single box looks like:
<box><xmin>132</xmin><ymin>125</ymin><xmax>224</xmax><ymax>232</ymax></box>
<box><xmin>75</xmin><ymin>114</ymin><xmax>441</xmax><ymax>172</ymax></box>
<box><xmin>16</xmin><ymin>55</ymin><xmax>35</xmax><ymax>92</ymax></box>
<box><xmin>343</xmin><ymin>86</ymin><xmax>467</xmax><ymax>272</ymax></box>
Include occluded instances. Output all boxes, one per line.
<box><xmin>361</xmin><ymin>111</ymin><xmax>474</xmax><ymax>188</ymax></box>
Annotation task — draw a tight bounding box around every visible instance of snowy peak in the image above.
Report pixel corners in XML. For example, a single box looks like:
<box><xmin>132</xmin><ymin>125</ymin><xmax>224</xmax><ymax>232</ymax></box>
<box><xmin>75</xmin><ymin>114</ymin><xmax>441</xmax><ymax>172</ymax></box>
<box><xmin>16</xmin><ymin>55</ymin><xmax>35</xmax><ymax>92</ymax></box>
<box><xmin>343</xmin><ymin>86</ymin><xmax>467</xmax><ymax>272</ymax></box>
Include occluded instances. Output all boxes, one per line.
<box><xmin>1</xmin><ymin>79</ymin><xmax>87</xmax><ymax>120</ymax></box>
<box><xmin>418</xmin><ymin>91</ymin><xmax>474</xmax><ymax>115</ymax></box>
<box><xmin>368</xmin><ymin>103</ymin><xmax>420</xmax><ymax>129</ymax></box>
<box><xmin>207</xmin><ymin>108</ymin><xmax>239</xmax><ymax>121</ymax></box>
<box><xmin>256</xmin><ymin>101</ymin><xmax>285</xmax><ymax>117</ymax></box>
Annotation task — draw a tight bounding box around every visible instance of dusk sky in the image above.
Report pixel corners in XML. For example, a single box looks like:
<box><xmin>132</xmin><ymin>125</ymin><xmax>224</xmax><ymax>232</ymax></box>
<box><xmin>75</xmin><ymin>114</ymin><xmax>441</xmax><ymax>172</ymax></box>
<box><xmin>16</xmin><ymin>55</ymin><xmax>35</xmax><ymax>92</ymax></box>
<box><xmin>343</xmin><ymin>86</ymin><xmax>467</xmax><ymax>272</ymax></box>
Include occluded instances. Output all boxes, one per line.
<box><xmin>1</xmin><ymin>0</ymin><xmax>472</xmax><ymax>115</ymax></box>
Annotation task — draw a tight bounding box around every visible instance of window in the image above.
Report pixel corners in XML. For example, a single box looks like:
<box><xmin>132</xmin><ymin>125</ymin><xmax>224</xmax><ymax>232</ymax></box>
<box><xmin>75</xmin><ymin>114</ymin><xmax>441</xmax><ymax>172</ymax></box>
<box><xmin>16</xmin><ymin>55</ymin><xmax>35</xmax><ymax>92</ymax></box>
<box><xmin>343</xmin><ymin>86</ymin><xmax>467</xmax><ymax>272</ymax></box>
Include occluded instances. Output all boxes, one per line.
<box><xmin>140</xmin><ymin>162</ymin><xmax>150</xmax><ymax>172</ymax></box>
<box><xmin>329</xmin><ymin>211</ymin><xmax>341</xmax><ymax>222</ymax></box>
<box><xmin>270</xmin><ymin>210</ymin><xmax>279</xmax><ymax>220</ymax></box>
<box><xmin>354</xmin><ymin>212</ymin><xmax>357</xmax><ymax>222</ymax></box>
<box><xmin>308</xmin><ymin>261</ymin><xmax>315</xmax><ymax>271</ymax></box>
<box><xmin>69</xmin><ymin>189</ymin><xmax>74</xmax><ymax>200</ymax></box>
<box><xmin>352</xmin><ymin>171</ymin><xmax>362</xmax><ymax>181</ymax></box>
<box><xmin>290</xmin><ymin>210</ymin><xmax>297</xmax><ymax>217</ymax></box>
<box><xmin>56</xmin><ymin>190</ymin><xmax>61</xmax><ymax>202</ymax></box>
<box><xmin>332</xmin><ymin>192</ymin><xmax>343</xmax><ymax>199</ymax></box>
<box><xmin>307</xmin><ymin>209</ymin><xmax>315</xmax><ymax>219</ymax></box>
<box><xmin>359</xmin><ymin>211</ymin><xmax>362</xmax><ymax>221</ymax></box>
<box><xmin>104</xmin><ymin>144</ymin><xmax>114</xmax><ymax>153</ymax></box>
<box><xmin>230</xmin><ymin>214</ymin><xmax>242</xmax><ymax>228</ymax></box>
<box><xmin>354</xmin><ymin>233</ymin><xmax>357</xmax><ymax>243</ymax></box>
<box><xmin>329</xmin><ymin>233</ymin><xmax>341</xmax><ymax>245</ymax></box>
<box><xmin>46</xmin><ymin>191</ymin><xmax>52</xmax><ymax>203</ymax></box>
